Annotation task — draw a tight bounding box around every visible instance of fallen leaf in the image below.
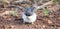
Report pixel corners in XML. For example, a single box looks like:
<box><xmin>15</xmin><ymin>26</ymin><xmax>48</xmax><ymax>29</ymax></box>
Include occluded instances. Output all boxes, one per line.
<box><xmin>48</xmin><ymin>20</ymin><xmax>53</xmax><ymax>24</ymax></box>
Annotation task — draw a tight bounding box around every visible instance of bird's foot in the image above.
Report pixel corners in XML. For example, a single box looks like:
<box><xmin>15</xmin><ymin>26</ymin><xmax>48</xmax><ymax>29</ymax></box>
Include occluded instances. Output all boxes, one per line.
<box><xmin>23</xmin><ymin>21</ymin><xmax>25</xmax><ymax>24</ymax></box>
<box><xmin>31</xmin><ymin>22</ymin><xmax>34</xmax><ymax>24</ymax></box>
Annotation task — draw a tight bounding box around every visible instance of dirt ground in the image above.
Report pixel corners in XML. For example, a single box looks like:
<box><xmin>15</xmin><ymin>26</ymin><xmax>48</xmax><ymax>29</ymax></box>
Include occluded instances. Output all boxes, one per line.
<box><xmin>0</xmin><ymin>8</ymin><xmax>60</xmax><ymax>29</ymax></box>
<box><xmin>0</xmin><ymin>0</ymin><xmax>60</xmax><ymax>29</ymax></box>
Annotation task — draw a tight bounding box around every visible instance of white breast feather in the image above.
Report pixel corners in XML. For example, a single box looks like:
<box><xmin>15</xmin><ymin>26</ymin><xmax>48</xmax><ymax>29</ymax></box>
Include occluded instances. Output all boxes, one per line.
<box><xmin>22</xmin><ymin>13</ymin><xmax>36</xmax><ymax>23</ymax></box>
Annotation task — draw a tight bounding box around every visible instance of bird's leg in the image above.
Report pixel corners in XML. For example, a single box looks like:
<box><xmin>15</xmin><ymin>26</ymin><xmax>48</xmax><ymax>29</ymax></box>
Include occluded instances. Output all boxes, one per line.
<box><xmin>31</xmin><ymin>22</ymin><xmax>34</xmax><ymax>24</ymax></box>
<box><xmin>23</xmin><ymin>20</ymin><xmax>25</xmax><ymax>23</ymax></box>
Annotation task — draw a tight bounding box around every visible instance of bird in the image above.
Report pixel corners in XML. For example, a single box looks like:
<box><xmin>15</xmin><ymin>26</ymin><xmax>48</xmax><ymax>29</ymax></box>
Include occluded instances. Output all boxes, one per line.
<box><xmin>21</xmin><ymin>3</ymin><xmax>37</xmax><ymax>24</ymax></box>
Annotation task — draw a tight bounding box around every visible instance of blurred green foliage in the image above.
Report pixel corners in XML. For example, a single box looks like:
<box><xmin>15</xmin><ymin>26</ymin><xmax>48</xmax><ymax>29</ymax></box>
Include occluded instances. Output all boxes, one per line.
<box><xmin>13</xmin><ymin>10</ymin><xmax>17</xmax><ymax>16</ymax></box>
<box><xmin>53</xmin><ymin>0</ymin><xmax>60</xmax><ymax>2</ymax></box>
<box><xmin>43</xmin><ymin>8</ymin><xmax>48</xmax><ymax>16</ymax></box>
<box><xmin>2</xmin><ymin>0</ymin><xmax>9</xmax><ymax>3</ymax></box>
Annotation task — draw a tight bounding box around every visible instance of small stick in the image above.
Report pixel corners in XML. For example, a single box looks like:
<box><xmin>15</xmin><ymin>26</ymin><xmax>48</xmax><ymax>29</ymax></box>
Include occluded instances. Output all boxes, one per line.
<box><xmin>34</xmin><ymin>1</ymin><xmax>53</xmax><ymax>12</ymax></box>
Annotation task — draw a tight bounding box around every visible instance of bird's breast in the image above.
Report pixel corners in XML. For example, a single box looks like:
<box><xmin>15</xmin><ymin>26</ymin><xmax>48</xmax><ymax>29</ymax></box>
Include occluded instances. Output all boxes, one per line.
<box><xmin>22</xmin><ymin>12</ymin><xmax>37</xmax><ymax>22</ymax></box>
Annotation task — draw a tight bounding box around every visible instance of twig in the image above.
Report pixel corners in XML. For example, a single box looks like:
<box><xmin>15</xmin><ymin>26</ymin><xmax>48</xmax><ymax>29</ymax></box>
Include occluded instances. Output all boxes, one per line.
<box><xmin>6</xmin><ymin>5</ymin><xmax>26</xmax><ymax>10</ymax></box>
<box><xmin>34</xmin><ymin>1</ymin><xmax>53</xmax><ymax>11</ymax></box>
<box><xmin>7</xmin><ymin>1</ymin><xmax>53</xmax><ymax>12</ymax></box>
<box><xmin>14</xmin><ymin>0</ymin><xmax>30</xmax><ymax>3</ymax></box>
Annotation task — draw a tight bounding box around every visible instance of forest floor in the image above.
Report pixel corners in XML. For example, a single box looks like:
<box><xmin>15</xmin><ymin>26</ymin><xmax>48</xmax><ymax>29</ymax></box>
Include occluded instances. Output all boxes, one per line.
<box><xmin>0</xmin><ymin>0</ymin><xmax>60</xmax><ymax>29</ymax></box>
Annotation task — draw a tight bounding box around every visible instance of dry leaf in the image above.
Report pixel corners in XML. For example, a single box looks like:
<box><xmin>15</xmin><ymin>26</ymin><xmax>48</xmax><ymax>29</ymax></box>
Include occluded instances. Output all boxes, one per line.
<box><xmin>48</xmin><ymin>20</ymin><xmax>53</xmax><ymax>24</ymax></box>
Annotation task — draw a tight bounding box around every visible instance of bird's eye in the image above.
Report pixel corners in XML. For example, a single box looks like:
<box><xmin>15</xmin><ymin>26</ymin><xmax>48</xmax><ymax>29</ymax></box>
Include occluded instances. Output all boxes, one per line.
<box><xmin>25</xmin><ymin>12</ymin><xmax>32</xmax><ymax>16</ymax></box>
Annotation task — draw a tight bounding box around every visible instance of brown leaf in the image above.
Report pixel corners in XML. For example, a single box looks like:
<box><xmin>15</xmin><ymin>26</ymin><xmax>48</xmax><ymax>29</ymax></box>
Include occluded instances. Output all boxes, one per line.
<box><xmin>47</xmin><ymin>20</ymin><xmax>53</xmax><ymax>24</ymax></box>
